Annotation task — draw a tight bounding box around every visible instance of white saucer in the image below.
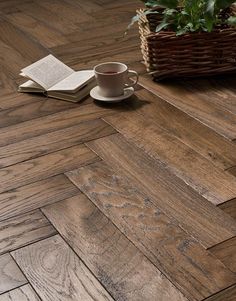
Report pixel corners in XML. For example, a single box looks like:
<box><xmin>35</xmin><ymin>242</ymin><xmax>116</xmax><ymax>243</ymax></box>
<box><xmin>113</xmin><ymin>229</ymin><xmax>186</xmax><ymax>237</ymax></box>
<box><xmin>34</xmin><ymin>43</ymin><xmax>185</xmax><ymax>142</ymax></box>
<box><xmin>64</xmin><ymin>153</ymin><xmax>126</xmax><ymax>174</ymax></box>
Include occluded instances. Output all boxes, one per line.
<box><xmin>90</xmin><ymin>86</ymin><xmax>134</xmax><ymax>102</ymax></box>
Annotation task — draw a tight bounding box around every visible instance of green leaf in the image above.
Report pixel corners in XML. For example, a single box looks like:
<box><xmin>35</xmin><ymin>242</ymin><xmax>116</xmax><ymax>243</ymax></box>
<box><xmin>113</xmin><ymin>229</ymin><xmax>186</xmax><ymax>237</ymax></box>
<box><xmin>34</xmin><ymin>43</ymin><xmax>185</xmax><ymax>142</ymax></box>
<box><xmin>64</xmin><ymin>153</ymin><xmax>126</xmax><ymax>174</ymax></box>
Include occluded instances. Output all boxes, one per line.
<box><xmin>216</xmin><ymin>0</ymin><xmax>236</xmax><ymax>9</ymax></box>
<box><xmin>155</xmin><ymin>20</ymin><xmax>169</xmax><ymax>31</ymax></box>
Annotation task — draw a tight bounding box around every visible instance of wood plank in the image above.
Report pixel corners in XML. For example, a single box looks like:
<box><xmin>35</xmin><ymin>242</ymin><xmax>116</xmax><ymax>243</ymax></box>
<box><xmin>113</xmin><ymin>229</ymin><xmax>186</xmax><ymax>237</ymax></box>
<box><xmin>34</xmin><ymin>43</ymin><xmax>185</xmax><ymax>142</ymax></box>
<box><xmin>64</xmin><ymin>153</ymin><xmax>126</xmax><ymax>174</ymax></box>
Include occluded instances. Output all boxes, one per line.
<box><xmin>0</xmin><ymin>254</ymin><xmax>27</xmax><ymax>294</ymax></box>
<box><xmin>218</xmin><ymin>199</ymin><xmax>236</xmax><ymax>220</ymax></box>
<box><xmin>0</xmin><ymin>17</ymin><xmax>48</xmax><ymax>63</ymax></box>
<box><xmin>0</xmin><ymin>175</ymin><xmax>79</xmax><ymax>222</ymax></box>
<box><xmin>0</xmin><ymin>103</ymin><xmax>123</xmax><ymax>147</ymax></box>
<box><xmin>209</xmin><ymin>237</ymin><xmax>236</xmax><ymax>273</ymax></box>
<box><xmin>103</xmin><ymin>110</ymin><xmax>236</xmax><ymax>205</ymax></box>
<box><xmin>204</xmin><ymin>285</ymin><xmax>236</xmax><ymax>301</ymax></box>
<box><xmin>0</xmin><ymin>119</ymin><xmax>116</xmax><ymax>168</ymax></box>
<box><xmin>86</xmin><ymin>134</ymin><xmax>236</xmax><ymax>248</ymax></box>
<box><xmin>124</xmin><ymin>88</ymin><xmax>236</xmax><ymax>170</ymax></box>
<box><xmin>0</xmin><ymin>284</ymin><xmax>40</xmax><ymax>301</ymax></box>
<box><xmin>66</xmin><ymin>161</ymin><xmax>236</xmax><ymax>301</ymax></box>
<box><xmin>0</xmin><ymin>93</ymin><xmax>43</xmax><ymax>110</ymax></box>
<box><xmin>139</xmin><ymin>75</ymin><xmax>236</xmax><ymax>140</ymax></box>
<box><xmin>0</xmin><ymin>68</ymin><xmax>17</xmax><ymax>97</ymax></box>
<box><xmin>0</xmin><ymin>210</ymin><xmax>56</xmax><ymax>255</ymax></box>
<box><xmin>20</xmin><ymin>2</ymin><xmax>84</xmax><ymax>34</ymax></box>
<box><xmin>6</xmin><ymin>12</ymin><xmax>69</xmax><ymax>48</ymax></box>
<box><xmin>11</xmin><ymin>235</ymin><xmax>114</xmax><ymax>301</ymax></box>
<box><xmin>228</xmin><ymin>166</ymin><xmax>236</xmax><ymax>177</ymax></box>
<box><xmin>0</xmin><ymin>144</ymin><xmax>99</xmax><ymax>193</ymax></box>
<box><xmin>42</xmin><ymin>194</ymin><xmax>188</xmax><ymax>301</ymax></box>
<box><xmin>0</xmin><ymin>98</ymin><xmax>77</xmax><ymax>129</ymax></box>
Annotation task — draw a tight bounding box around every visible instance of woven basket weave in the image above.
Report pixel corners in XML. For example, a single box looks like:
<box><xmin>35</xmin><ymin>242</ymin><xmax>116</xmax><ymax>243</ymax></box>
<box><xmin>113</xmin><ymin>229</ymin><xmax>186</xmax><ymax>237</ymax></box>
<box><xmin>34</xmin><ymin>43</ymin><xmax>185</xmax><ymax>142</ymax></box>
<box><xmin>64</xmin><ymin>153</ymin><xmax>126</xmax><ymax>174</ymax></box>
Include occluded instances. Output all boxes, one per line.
<box><xmin>138</xmin><ymin>7</ymin><xmax>236</xmax><ymax>80</ymax></box>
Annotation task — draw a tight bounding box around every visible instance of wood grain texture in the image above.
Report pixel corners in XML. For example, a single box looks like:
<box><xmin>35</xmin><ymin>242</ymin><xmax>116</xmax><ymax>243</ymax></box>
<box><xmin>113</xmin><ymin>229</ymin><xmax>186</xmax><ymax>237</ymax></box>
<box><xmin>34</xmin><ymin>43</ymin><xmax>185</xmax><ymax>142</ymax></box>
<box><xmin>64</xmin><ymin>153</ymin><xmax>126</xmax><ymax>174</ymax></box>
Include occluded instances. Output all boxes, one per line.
<box><xmin>43</xmin><ymin>194</ymin><xmax>188</xmax><ymax>301</ymax></box>
<box><xmin>66</xmin><ymin>161</ymin><xmax>236</xmax><ymax>301</ymax></box>
<box><xmin>0</xmin><ymin>284</ymin><xmax>40</xmax><ymax>301</ymax></box>
<box><xmin>208</xmin><ymin>237</ymin><xmax>236</xmax><ymax>273</ymax></box>
<box><xmin>228</xmin><ymin>166</ymin><xmax>236</xmax><ymax>177</ymax></box>
<box><xmin>0</xmin><ymin>144</ymin><xmax>99</xmax><ymax>193</ymax></box>
<box><xmin>0</xmin><ymin>175</ymin><xmax>79</xmax><ymax>222</ymax></box>
<box><xmin>104</xmin><ymin>110</ymin><xmax>236</xmax><ymax>205</ymax></box>
<box><xmin>218</xmin><ymin>199</ymin><xmax>236</xmax><ymax>220</ymax></box>
<box><xmin>204</xmin><ymin>285</ymin><xmax>236</xmax><ymax>301</ymax></box>
<box><xmin>139</xmin><ymin>75</ymin><xmax>236</xmax><ymax>141</ymax></box>
<box><xmin>0</xmin><ymin>98</ymin><xmax>77</xmax><ymax>129</ymax></box>
<box><xmin>0</xmin><ymin>210</ymin><xmax>56</xmax><ymax>255</ymax></box>
<box><xmin>124</xmin><ymin>88</ymin><xmax>236</xmax><ymax>170</ymax></box>
<box><xmin>87</xmin><ymin>134</ymin><xmax>236</xmax><ymax>248</ymax></box>
<box><xmin>0</xmin><ymin>119</ymin><xmax>116</xmax><ymax>168</ymax></box>
<box><xmin>0</xmin><ymin>103</ymin><xmax>124</xmax><ymax>148</ymax></box>
<box><xmin>11</xmin><ymin>235</ymin><xmax>114</xmax><ymax>301</ymax></box>
<box><xmin>0</xmin><ymin>253</ymin><xmax>27</xmax><ymax>294</ymax></box>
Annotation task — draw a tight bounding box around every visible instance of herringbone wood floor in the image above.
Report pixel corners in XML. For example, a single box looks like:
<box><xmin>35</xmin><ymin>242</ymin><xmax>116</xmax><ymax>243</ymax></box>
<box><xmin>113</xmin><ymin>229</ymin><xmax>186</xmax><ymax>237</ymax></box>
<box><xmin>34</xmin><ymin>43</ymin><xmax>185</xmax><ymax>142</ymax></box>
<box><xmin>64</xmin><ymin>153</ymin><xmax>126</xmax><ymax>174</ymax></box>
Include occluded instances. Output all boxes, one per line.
<box><xmin>0</xmin><ymin>0</ymin><xmax>236</xmax><ymax>300</ymax></box>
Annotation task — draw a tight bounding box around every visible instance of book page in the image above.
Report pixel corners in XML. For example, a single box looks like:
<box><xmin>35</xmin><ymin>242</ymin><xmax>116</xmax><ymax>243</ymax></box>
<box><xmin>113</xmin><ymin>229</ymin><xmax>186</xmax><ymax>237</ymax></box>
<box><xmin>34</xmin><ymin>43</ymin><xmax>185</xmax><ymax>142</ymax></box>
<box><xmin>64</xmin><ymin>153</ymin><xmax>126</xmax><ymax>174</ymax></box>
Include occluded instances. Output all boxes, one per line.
<box><xmin>21</xmin><ymin>54</ymin><xmax>74</xmax><ymax>90</ymax></box>
<box><xmin>18</xmin><ymin>80</ymin><xmax>45</xmax><ymax>92</ymax></box>
<box><xmin>48</xmin><ymin>70</ymin><xmax>94</xmax><ymax>92</ymax></box>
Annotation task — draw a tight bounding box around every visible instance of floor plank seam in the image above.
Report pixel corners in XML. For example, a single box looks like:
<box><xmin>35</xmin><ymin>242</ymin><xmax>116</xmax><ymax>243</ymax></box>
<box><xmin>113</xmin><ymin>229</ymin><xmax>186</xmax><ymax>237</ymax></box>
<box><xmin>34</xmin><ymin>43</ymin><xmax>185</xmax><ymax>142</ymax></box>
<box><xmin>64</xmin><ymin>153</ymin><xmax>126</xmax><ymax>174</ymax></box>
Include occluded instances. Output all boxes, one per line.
<box><xmin>200</xmin><ymin>283</ymin><xmax>236</xmax><ymax>301</ymax></box>
<box><xmin>59</xmin><ymin>182</ymin><xmax>193</xmax><ymax>301</ymax></box>
<box><xmin>7</xmin><ymin>253</ymin><xmax>43</xmax><ymax>301</ymax></box>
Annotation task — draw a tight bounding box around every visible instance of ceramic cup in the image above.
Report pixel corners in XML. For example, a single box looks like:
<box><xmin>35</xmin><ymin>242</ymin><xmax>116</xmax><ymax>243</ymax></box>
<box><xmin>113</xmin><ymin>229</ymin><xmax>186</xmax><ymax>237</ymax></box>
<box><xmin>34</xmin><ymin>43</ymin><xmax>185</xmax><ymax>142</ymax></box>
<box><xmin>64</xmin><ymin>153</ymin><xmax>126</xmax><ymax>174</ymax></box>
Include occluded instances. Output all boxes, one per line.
<box><xmin>94</xmin><ymin>62</ymin><xmax>138</xmax><ymax>97</ymax></box>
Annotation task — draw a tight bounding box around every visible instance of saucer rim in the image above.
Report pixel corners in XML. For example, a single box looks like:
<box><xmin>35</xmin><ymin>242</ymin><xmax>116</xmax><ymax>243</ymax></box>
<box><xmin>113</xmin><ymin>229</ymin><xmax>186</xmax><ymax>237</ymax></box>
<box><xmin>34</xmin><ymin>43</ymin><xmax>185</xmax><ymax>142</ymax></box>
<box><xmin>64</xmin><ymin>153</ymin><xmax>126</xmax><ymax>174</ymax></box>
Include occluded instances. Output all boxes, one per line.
<box><xmin>90</xmin><ymin>86</ymin><xmax>134</xmax><ymax>102</ymax></box>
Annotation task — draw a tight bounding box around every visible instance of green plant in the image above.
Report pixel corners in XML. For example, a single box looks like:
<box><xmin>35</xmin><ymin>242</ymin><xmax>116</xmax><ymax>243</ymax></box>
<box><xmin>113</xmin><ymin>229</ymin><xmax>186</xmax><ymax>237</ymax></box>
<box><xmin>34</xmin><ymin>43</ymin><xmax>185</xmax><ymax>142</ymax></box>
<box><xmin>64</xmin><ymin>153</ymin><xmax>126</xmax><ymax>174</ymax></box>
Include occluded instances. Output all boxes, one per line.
<box><xmin>131</xmin><ymin>0</ymin><xmax>236</xmax><ymax>35</ymax></box>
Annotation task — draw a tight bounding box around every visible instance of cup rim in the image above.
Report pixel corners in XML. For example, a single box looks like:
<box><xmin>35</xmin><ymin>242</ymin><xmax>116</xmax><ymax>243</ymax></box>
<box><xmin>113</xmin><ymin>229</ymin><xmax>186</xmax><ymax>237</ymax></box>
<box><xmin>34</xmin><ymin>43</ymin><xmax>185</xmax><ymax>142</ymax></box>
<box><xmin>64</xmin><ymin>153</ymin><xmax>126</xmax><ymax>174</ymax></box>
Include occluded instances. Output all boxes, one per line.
<box><xmin>94</xmin><ymin>62</ymin><xmax>127</xmax><ymax>75</ymax></box>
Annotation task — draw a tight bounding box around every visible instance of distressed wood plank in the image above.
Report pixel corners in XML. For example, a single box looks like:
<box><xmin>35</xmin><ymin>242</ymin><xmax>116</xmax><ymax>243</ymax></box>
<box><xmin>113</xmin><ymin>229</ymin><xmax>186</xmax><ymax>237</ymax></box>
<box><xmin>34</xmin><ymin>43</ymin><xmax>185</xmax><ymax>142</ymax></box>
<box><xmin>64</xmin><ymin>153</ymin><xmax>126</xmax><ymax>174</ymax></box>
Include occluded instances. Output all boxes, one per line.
<box><xmin>139</xmin><ymin>75</ymin><xmax>236</xmax><ymax>140</ymax></box>
<box><xmin>228</xmin><ymin>166</ymin><xmax>236</xmax><ymax>177</ymax></box>
<box><xmin>0</xmin><ymin>254</ymin><xmax>27</xmax><ymax>294</ymax></box>
<box><xmin>104</xmin><ymin>110</ymin><xmax>236</xmax><ymax>205</ymax></box>
<box><xmin>0</xmin><ymin>175</ymin><xmax>79</xmax><ymax>222</ymax></box>
<box><xmin>87</xmin><ymin>134</ymin><xmax>236</xmax><ymax>248</ymax></box>
<box><xmin>204</xmin><ymin>285</ymin><xmax>236</xmax><ymax>301</ymax></box>
<box><xmin>124</xmin><ymin>88</ymin><xmax>236</xmax><ymax>170</ymax></box>
<box><xmin>11</xmin><ymin>235</ymin><xmax>114</xmax><ymax>301</ymax></box>
<box><xmin>42</xmin><ymin>194</ymin><xmax>188</xmax><ymax>301</ymax></box>
<box><xmin>0</xmin><ymin>284</ymin><xmax>40</xmax><ymax>301</ymax></box>
<box><xmin>0</xmin><ymin>98</ymin><xmax>77</xmax><ymax>129</ymax></box>
<box><xmin>6</xmin><ymin>12</ymin><xmax>69</xmax><ymax>48</ymax></box>
<box><xmin>0</xmin><ymin>210</ymin><xmax>56</xmax><ymax>255</ymax></box>
<box><xmin>0</xmin><ymin>119</ymin><xmax>116</xmax><ymax>168</ymax></box>
<box><xmin>209</xmin><ymin>237</ymin><xmax>236</xmax><ymax>273</ymax></box>
<box><xmin>0</xmin><ymin>103</ymin><xmax>124</xmax><ymax>147</ymax></box>
<box><xmin>218</xmin><ymin>199</ymin><xmax>236</xmax><ymax>220</ymax></box>
<box><xmin>66</xmin><ymin>161</ymin><xmax>236</xmax><ymax>301</ymax></box>
<box><xmin>0</xmin><ymin>144</ymin><xmax>99</xmax><ymax>193</ymax></box>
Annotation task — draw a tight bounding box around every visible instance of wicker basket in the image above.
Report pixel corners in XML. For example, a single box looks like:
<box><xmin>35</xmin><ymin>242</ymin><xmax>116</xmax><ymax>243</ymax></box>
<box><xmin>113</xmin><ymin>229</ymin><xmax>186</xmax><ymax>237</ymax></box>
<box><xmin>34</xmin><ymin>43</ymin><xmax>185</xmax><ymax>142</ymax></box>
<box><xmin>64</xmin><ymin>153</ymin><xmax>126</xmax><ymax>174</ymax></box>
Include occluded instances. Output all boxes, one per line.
<box><xmin>138</xmin><ymin>7</ymin><xmax>236</xmax><ymax>80</ymax></box>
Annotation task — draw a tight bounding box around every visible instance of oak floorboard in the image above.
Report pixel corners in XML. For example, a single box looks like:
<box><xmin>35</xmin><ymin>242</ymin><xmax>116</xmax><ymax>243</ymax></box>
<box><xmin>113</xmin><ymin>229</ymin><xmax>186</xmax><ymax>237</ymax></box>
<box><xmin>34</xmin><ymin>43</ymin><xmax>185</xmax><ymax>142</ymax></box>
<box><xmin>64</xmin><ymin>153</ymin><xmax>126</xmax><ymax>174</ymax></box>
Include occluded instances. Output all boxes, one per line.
<box><xmin>0</xmin><ymin>103</ymin><xmax>124</xmax><ymax>147</ymax></box>
<box><xmin>208</xmin><ymin>237</ymin><xmax>236</xmax><ymax>273</ymax></box>
<box><xmin>0</xmin><ymin>254</ymin><xmax>27</xmax><ymax>294</ymax></box>
<box><xmin>0</xmin><ymin>209</ymin><xmax>56</xmax><ymax>255</ymax></box>
<box><xmin>0</xmin><ymin>17</ymin><xmax>48</xmax><ymax>63</ymax></box>
<box><xmin>66</xmin><ymin>161</ymin><xmax>236</xmax><ymax>301</ymax></box>
<box><xmin>0</xmin><ymin>175</ymin><xmax>79</xmax><ymax>222</ymax></box>
<box><xmin>11</xmin><ymin>235</ymin><xmax>114</xmax><ymax>301</ymax></box>
<box><xmin>0</xmin><ymin>119</ymin><xmax>116</xmax><ymax>168</ymax></box>
<box><xmin>86</xmin><ymin>134</ymin><xmax>236</xmax><ymax>248</ymax></box>
<box><xmin>139</xmin><ymin>75</ymin><xmax>236</xmax><ymax>141</ymax></box>
<box><xmin>124</xmin><ymin>88</ymin><xmax>236</xmax><ymax>170</ymax></box>
<box><xmin>0</xmin><ymin>284</ymin><xmax>40</xmax><ymax>301</ymax></box>
<box><xmin>42</xmin><ymin>194</ymin><xmax>188</xmax><ymax>301</ymax></box>
<box><xmin>0</xmin><ymin>144</ymin><xmax>99</xmax><ymax>193</ymax></box>
<box><xmin>0</xmin><ymin>98</ymin><xmax>77</xmax><ymax>129</ymax></box>
<box><xmin>204</xmin><ymin>285</ymin><xmax>236</xmax><ymax>301</ymax></box>
<box><xmin>218</xmin><ymin>199</ymin><xmax>236</xmax><ymax>220</ymax></box>
<box><xmin>0</xmin><ymin>93</ymin><xmax>44</xmax><ymax>110</ymax></box>
<box><xmin>228</xmin><ymin>165</ymin><xmax>236</xmax><ymax>177</ymax></box>
<box><xmin>6</xmin><ymin>12</ymin><xmax>69</xmax><ymax>48</ymax></box>
<box><xmin>103</xmin><ymin>110</ymin><xmax>236</xmax><ymax>205</ymax></box>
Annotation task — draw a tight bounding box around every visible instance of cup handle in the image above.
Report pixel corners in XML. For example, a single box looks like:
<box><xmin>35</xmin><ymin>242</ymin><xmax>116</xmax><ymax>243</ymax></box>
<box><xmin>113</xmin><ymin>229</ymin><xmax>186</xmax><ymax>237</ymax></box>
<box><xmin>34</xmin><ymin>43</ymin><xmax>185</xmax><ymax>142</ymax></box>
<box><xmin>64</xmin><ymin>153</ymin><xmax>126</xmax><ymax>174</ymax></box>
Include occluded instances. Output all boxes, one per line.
<box><xmin>125</xmin><ymin>70</ymin><xmax>139</xmax><ymax>88</ymax></box>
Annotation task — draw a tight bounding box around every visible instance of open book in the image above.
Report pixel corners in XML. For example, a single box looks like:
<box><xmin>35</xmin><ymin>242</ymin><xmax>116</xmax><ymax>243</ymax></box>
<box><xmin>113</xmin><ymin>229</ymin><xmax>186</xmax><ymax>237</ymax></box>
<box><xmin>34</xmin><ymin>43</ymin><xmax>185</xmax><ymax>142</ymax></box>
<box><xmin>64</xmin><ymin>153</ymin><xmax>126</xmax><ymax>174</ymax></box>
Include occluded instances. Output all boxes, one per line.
<box><xmin>18</xmin><ymin>55</ymin><xmax>95</xmax><ymax>102</ymax></box>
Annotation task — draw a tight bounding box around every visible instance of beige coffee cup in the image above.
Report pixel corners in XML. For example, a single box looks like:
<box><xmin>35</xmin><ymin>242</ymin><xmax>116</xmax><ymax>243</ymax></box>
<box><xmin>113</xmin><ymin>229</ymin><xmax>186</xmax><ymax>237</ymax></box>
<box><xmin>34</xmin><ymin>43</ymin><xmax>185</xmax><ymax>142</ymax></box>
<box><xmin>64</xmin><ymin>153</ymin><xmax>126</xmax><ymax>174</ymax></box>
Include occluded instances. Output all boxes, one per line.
<box><xmin>94</xmin><ymin>62</ymin><xmax>138</xmax><ymax>97</ymax></box>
